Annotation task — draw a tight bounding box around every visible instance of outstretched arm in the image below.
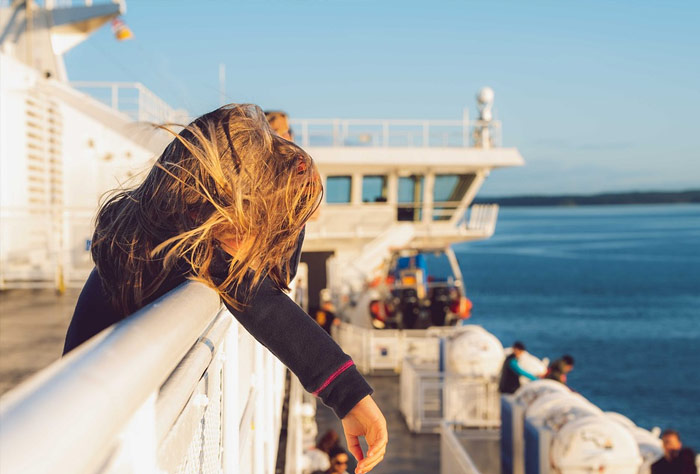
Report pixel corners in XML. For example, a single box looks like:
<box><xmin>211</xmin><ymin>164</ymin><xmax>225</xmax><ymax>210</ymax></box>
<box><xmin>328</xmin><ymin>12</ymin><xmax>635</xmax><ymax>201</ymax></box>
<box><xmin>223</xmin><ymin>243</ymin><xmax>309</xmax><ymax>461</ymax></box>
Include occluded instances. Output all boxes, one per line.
<box><xmin>509</xmin><ymin>358</ymin><xmax>538</xmax><ymax>381</ymax></box>
<box><xmin>224</xmin><ymin>281</ymin><xmax>387</xmax><ymax>473</ymax></box>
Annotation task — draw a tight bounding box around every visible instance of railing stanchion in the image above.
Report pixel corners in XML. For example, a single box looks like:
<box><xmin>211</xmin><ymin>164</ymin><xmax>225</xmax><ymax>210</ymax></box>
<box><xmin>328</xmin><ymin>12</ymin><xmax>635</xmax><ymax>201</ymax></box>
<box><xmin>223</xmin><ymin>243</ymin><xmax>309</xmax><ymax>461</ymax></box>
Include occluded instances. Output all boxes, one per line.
<box><xmin>222</xmin><ymin>321</ymin><xmax>240</xmax><ymax>473</ymax></box>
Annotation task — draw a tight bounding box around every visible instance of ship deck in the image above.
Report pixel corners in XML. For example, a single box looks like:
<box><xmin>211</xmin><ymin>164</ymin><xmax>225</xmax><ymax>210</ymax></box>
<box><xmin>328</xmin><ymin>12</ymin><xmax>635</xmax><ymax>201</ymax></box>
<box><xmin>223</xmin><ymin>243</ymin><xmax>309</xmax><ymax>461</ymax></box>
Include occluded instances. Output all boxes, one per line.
<box><xmin>0</xmin><ymin>289</ymin><xmax>78</xmax><ymax>395</ymax></box>
<box><xmin>315</xmin><ymin>375</ymin><xmax>440</xmax><ymax>474</ymax></box>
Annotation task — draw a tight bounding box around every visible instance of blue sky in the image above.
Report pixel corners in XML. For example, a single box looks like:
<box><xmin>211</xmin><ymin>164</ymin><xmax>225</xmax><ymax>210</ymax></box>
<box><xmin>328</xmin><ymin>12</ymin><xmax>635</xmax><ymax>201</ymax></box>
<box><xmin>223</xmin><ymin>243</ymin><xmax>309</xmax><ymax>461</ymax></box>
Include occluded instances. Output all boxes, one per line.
<box><xmin>65</xmin><ymin>0</ymin><xmax>700</xmax><ymax>196</ymax></box>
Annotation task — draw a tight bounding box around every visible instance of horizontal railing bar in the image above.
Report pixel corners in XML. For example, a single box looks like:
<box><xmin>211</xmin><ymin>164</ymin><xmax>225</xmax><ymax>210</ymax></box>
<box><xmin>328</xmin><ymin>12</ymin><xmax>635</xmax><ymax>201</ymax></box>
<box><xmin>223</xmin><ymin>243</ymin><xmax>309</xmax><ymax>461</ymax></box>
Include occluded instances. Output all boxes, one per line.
<box><xmin>0</xmin><ymin>281</ymin><xmax>221</xmax><ymax>474</ymax></box>
<box><xmin>155</xmin><ymin>308</ymin><xmax>231</xmax><ymax>443</ymax></box>
<box><xmin>290</xmin><ymin>119</ymin><xmax>466</xmax><ymax>126</ymax></box>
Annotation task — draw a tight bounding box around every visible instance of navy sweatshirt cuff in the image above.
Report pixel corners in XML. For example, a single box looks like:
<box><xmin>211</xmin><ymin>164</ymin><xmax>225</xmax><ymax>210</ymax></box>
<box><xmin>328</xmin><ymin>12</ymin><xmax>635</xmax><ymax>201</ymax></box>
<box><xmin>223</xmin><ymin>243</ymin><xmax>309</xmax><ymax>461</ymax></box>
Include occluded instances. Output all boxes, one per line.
<box><xmin>317</xmin><ymin>364</ymin><xmax>373</xmax><ymax>419</ymax></box>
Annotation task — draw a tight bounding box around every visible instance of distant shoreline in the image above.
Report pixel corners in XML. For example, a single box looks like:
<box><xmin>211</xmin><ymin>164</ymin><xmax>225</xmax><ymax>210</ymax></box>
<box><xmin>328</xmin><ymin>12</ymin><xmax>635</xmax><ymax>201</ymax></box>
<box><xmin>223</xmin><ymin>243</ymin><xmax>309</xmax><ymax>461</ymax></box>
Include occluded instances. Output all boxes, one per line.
<box><xmin>474</xmin><ymin>190</ymin><xmax>700</xmax><ymax>207</ymax></box>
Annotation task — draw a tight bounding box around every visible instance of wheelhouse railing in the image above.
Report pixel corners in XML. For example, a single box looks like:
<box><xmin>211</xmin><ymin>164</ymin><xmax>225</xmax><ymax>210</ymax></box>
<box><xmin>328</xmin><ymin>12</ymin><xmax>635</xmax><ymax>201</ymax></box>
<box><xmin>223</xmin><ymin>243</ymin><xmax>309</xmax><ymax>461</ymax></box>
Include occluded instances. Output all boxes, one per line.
<box><xmin>289</xmin><ymin>118</ymin><xmax>502</xmax><ymax>148</ymax></box>
<box><xmin>0</xmin><ymin>1</ymin><xmax>123</xmax><ymax>7</ymax></box>
<box><xmin>0</xmin><ymin>281</ymin><xmax>306</xmax><ymax>473</ymax></box>
<box><xmin>305</xmin><ymin>203</ymin><xmax>499</xmax><ymax>240</ymax></box>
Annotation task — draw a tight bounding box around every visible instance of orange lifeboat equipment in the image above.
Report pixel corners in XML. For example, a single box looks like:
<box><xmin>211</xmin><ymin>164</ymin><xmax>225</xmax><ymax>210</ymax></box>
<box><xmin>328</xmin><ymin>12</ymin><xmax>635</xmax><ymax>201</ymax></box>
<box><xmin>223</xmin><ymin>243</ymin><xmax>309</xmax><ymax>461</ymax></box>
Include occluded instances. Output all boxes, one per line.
<box><xmin>455</xmin><ymin>297</ymin><xmax>472</xmax><ymax>319</ymax></box>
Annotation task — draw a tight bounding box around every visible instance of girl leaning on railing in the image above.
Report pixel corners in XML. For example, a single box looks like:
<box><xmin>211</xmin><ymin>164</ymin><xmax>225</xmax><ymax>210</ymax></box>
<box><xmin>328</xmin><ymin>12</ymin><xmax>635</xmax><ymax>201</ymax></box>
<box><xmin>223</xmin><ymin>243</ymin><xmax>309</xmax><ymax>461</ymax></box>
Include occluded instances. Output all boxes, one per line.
<box><xmin>63</xmin><ymin>104</ymin><xmax>387</xmax><ymax>474</ymax></box>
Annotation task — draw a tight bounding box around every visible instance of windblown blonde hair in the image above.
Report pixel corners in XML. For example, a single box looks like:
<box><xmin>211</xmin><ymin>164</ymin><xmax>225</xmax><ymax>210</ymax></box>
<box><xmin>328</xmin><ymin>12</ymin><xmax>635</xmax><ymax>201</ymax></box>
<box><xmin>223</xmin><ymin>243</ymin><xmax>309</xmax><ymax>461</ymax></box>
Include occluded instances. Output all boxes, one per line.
<box><xmin>92</xmin><ymin>104</ymin><xmax>322</xmax><ymax>317</ymax></box>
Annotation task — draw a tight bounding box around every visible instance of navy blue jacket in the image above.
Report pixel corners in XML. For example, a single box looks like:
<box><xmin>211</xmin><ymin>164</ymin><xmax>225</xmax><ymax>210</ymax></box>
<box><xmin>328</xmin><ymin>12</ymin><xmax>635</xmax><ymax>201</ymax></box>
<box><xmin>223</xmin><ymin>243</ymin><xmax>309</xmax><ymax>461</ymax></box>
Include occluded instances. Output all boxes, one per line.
<box><xmin>63</xmin><ymin>230</ymin><xmax>372</xmax><ymax>419</ymax></box>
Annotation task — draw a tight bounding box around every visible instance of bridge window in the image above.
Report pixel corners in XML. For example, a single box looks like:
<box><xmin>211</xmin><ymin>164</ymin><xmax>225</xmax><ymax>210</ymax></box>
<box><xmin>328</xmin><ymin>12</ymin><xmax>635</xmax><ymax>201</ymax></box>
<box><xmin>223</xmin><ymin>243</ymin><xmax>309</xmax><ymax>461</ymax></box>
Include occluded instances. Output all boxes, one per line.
<box><xmin>433</xmin><ymin>173</ymin><xmax>476</xmax><ymax>220</ymax></box>
<box><xmin>362</xmin><ymin>175</ymin><xmax>387</xmax><ymax>203</ymax></box>
<box><xmin>326</xmin><ymin>176</ymin><xmax>352</xmax><ymax>203</ymax></box>
<box><xmin>397</xmin><ymin>175</ymin><xmax>423</xmax><ymax>221</ymax></box>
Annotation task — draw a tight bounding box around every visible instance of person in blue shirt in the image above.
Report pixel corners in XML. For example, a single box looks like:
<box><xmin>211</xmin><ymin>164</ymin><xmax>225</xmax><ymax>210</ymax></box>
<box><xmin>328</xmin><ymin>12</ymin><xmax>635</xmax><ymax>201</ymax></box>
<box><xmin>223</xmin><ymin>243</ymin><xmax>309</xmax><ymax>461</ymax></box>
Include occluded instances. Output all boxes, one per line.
<box><xmin>498</xmin><ymin>341</ymin><xmax>539</xmax><ymax>394</ymax></box>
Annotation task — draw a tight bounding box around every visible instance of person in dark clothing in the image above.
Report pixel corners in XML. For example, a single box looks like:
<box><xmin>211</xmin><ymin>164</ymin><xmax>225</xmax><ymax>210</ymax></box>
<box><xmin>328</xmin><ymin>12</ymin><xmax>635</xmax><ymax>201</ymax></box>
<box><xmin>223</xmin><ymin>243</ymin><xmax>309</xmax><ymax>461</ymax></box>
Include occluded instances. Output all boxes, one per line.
<box><xmin>498</xmin><ymin>341</ymin><xmax>539</xmax><ymax>394</ymax></box>
<box><xmin>651</xmin><ymin>429</ymin><xmax>697</xmax><ymax>474</ymax></box>
<box><xmin>545</xmin><ymin>354</ymin><xmax>575</xmax><ymax>385</ymax></box>
<box><xmin>63</xmin><ymin>105</ymin><xmax>387</xmax><ymax>473</ymax></box>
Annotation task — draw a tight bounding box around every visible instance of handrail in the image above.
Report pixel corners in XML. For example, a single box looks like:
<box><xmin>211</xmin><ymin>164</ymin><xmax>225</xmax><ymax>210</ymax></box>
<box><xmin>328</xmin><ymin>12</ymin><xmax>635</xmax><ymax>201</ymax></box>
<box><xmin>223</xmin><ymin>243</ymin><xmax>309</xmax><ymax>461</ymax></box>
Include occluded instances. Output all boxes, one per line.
<box><xmin>70</xmin><ymin>81</ymin><xmax>189</xmax><ymax>124</ymax></box>
<box><xmin>289</xmin><ymin>118</ymin><xmax>501</xmax><ymax>148</ymax></box>
<box><xmin>0</xmin><ymin>281</ymin><xmax>221</xmax><ymax>474</ymax></box>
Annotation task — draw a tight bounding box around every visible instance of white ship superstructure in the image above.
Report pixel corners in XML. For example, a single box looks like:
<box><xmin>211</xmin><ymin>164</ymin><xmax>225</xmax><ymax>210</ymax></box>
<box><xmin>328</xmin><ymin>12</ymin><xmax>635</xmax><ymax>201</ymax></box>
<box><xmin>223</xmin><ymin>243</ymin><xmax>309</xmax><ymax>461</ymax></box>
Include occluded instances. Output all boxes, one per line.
<box><xmin>0</xmin><ymin>0</ymin><xmax>184</xmax><ymax>289</ymax></box>
<box><xmin>290</xmin><ymin>92</ymin><xmax>523</xmax><ymax>320</ymax></box>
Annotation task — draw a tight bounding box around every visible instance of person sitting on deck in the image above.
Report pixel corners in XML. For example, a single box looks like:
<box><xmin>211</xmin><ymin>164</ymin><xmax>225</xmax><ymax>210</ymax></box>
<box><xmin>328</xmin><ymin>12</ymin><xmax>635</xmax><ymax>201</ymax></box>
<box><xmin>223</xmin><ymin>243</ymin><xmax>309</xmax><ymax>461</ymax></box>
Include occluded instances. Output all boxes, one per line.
<box><xmin>305</xmin><ymin>429</ymin><xmax>341</xmax><ymax>472</ymax></box>
<box><xmin>63</xmin><ymin>105</ymin><xmax>387</xmax><ymax>473</ymax></box>
<box><xmin>313</xmin><ymin>446</ymin><xmax>351</xmax><ymax>474</ymax></box>
<box><xmin>545</xmin><ymin>354</ymin><xmax>575</xmax><ymax>385</ymax></box>
<box><xmin>652</xmin><ymin>429</ymin><xmax>697</xmax><ymax>474</ymax></box>
<box><xmin>498</xmin><ymin>341</ymin><xmax>539</xmax><ymax>394</ymax></box>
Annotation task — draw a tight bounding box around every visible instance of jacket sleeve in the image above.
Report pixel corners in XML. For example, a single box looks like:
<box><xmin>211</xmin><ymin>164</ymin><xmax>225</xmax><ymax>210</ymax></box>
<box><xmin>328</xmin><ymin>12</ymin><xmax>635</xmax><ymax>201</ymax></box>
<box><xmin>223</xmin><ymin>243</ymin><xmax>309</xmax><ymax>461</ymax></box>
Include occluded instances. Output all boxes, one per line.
<box><xmin>509</xmin><ymin>358</ymin><xmax>538</xmax><ymax>381</ymax></box>
<box><xmin>222</xmin><ymin>228</ymin><xmax>372</xmax><ymax>419</ymax></box>
<box><xmin>224</xmin><ymin>278</ymin><xmax>372</xmax><ymax>419</ymax></box>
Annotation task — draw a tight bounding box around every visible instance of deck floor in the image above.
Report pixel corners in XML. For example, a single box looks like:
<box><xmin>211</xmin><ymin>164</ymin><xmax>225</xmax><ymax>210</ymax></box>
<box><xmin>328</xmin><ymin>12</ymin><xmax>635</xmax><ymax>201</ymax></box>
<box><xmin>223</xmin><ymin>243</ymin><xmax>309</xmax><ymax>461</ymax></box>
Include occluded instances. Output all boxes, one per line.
<box><xmin>315</xmin><ymin>375</ymin><xmax>440</xmax><ymax>474</ymax></box>
<box><xmin>0</xmin><ymin>289</ymin><xmax>79</xmax><ymax>395</ymax></box>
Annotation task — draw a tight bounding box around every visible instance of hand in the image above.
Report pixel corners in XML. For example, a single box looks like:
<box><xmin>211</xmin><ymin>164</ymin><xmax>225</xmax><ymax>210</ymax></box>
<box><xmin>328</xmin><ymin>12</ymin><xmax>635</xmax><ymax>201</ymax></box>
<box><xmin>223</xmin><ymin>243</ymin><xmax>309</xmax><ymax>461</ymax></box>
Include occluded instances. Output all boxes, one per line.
<box><xmin>341</xmin><ymin>395</ymin><xmax>388</xmax><ymax>474</ymax></box>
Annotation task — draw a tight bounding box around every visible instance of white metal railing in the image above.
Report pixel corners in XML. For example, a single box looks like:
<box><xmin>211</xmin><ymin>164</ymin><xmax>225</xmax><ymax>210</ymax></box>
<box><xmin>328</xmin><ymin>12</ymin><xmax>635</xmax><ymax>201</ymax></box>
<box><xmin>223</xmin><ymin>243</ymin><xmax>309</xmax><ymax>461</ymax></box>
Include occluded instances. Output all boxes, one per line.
<box><xmin>0</xmin><ymin>1</ymin><xmax>125</xmax><ymax>10</ymax></box>
<box><xmin>305</xmin><ymin>204</ymin><xmax>498</xmax><ymax>242</ymax></box>
<box><xmin>443</xmin><ymin>374</ymin><xmax>500</xmax><ymax>428</ymax></box>
<box><xmin>399</xmin><ymin>357</ymin><xmax>500</xmax><ymax>434</ymax></box>
<box><xmin>332</xmin><ymin>322</ymin><xmax>454</xmax><ymax>374</ymax></box>
<box><xmin>0</xmin><ymin>281</ymin><xmax>305</xmax><ymax>473</ymax></box>
<box><xmin>289</xmin><ymin>118</ymin><xmax>502</xmax><ymax>148</ymax></box>
<box><xmin>466</xmin><ymin>204</ymin><xmax>499</xmax><ymax>236</ymax></box>
<box><xmin>400</xmin><ymin>358</ymin><xmax>444</xmax><ymax>433</ymax></box>
<box><xmin>440</xmin><ymin>422</ymin><xmax>500</xmax><ymax>474</ymax></box>
<box><xmin>440</xmin><ymin>422</ymin><xmax>483</xmax><ymax>474</ymax></box>
<box><xmin>71</xmin><ymin>81</ymin><xmax>189</xmax><ymax>125</ymax></box>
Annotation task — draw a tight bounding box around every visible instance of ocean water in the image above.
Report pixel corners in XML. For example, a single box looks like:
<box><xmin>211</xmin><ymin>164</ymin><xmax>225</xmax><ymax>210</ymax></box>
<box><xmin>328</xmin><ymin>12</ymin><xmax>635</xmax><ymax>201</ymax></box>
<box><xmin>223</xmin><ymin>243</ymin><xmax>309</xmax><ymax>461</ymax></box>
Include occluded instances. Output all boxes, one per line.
<box><xmin>453</xmin><ymin>204</ymin><xmax>700</xmax><ymax>448</ymax></box>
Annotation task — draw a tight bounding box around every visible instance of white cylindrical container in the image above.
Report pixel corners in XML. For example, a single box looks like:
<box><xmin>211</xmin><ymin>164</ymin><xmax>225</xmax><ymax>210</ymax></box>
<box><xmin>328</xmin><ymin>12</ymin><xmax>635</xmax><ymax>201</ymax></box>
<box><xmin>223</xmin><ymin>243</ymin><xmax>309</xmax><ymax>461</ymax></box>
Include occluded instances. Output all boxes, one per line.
<box><xmin>514</xmin><ymin>379</ymin><xmax>571</xmax><ymax>408</ymax></box>
<box><xmin>606</xmin><ymin>412</ymin><xmax>663</xmax><ymax>474</ymax></box>
<box><xmin>445</xmin><ymin>325</ymin><xmax>504</xmax><ymax>378</ymax></box>
<box><xmin>527</xmin><ymin>392</ymin><xmax>600</xmax><ymax>425</ymax></box>
<box><xmin>551</xmin><ymin>416</ymin><xmax>642</xmax><ymax>474</ymax></box>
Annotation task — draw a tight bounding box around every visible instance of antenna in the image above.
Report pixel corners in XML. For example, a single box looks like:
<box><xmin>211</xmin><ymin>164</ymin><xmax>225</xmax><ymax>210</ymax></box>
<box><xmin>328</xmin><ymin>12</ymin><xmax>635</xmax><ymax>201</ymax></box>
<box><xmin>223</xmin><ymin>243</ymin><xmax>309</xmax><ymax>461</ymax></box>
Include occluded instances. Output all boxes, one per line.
<box><xmin>474</xmin><ymin>87</ymin><xmax>495</xmax><ymax>149</ymax></box>
<box><xmin>476</xmin><ymin>86</ymin><xmax>494</xmax><ymax>122</ymax></box>
<box><xmin>218</xmin><ymin>63</ymin><xmax>226</xmax><ymax>106</ymax></box>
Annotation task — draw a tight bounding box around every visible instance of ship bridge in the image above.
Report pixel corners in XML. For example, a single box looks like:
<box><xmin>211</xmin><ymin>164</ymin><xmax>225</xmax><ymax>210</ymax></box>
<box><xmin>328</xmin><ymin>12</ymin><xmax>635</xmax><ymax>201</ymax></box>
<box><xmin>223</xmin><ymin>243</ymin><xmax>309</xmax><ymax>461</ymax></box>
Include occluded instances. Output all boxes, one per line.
<box><xmin>290</xmin><ymin>108</ymin><xmax>524</xmax><ymax>316</ymax></box>
<box><xmin>294</xmin><ymin>116</ymin><xmax>523</xmax><ymax>252</ymax></box>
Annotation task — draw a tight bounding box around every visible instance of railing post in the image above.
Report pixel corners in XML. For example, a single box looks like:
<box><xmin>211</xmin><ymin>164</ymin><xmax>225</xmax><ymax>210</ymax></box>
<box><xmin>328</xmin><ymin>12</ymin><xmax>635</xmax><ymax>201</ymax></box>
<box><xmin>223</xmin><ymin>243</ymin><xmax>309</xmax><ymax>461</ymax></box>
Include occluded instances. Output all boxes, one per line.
<box><xmin>423</xmin><ymin>121</ymin><xmax>429</xmax><ymax>147</ymax></box>
<box><xmin>342</xmin><ymin>120</ymin><xmax>348</xmax><ymax>145</ymax></box>
<box><xmin>222</xmin><ymin>321</ymin><xmax>240</xmax><ymax>473</ymax></box>
<box><xmin>253</xmin><ymin>343</ymin><xmax>265</xmax><ymax>474</ymax></box>
<box><xmin>382</xmin><ymin>121</ymin><xmax>389</xmax><ymax>147</ymax></box>
<box><xmin>462</xmin><ymin>108</ymin><xmax>470</xmax><ymax>147</ymax></box>
<box><xmin>302</xmin><ymin>121</ymin><xmax>309</xmax><ymax>147</ymax></box>
<box><xmin>332</xmin><ymin>119</ymin><xmax>340</xmax><ymax>146</ymax></box>
<box><xmin>111</xmin><ymin>84</ymin><xmax>118</xmax><ymax>110</ymax></box>
<box><xmin>137</xmin><ymin>84</ymin><xmax>144</xmax><ymax>122</ymax></box>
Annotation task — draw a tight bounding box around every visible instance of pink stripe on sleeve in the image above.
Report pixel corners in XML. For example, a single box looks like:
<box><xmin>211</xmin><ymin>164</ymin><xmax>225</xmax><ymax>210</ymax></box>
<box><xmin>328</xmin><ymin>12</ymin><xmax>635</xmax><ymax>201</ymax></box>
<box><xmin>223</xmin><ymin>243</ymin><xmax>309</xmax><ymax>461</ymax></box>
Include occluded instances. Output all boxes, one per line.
<box><xmin>312</xmin><ymin>360</ymin><xmax>355</xmax><ymax>396</ymax></box>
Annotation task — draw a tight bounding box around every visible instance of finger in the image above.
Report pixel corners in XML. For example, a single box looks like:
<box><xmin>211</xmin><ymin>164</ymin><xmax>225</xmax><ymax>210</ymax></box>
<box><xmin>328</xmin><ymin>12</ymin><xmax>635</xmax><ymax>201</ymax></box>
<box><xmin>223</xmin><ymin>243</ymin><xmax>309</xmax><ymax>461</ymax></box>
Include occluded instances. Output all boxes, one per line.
<box><xmin>366</xmin><ymin>428</ymin><xmax>388</xmax><ymax>457</ymax></box>
<box><xmin>359</xmin><ymin>443</ymin><xmax>386</xmax><ymax>470</ymax></box>
<box><xmin>345</xmin><ymin>433</ymin><xmax>364</xmax><ymax>462</ymax></box>
<box><xmin>357</xmin><ymin>452</ymin><xmax>385</xmax><ymax>473</ymax></box>
<box><xmin>358</xmin><ymin>435</ymin><xmax>388</xmax><ymax>472</ymax></box>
